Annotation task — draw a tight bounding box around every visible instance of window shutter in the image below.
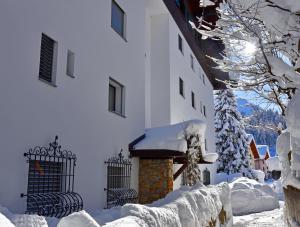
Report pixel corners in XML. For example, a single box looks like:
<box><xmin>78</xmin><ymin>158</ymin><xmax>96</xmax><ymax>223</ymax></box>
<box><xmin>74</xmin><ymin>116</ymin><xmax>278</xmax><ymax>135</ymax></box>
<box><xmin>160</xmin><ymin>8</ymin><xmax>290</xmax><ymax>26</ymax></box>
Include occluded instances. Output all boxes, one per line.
<box><xmin>39</xmin><ymin>34</ymin><xmax>55</xmax><ymax>83</ymax></box>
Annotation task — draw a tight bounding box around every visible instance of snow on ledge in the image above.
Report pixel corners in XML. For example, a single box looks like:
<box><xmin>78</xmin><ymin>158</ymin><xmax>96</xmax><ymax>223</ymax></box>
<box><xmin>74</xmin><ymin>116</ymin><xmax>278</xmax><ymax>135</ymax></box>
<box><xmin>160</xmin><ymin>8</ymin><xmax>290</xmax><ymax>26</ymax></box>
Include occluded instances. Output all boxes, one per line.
<box><xmin>203</xmin><ymin>153</ymin><xmax>218</xmax><ymax>163</ymax></box>
<box><xmin>134</xmin><ymin>120</ymin><xmax>206</xmax><ymax>152</ymax></box>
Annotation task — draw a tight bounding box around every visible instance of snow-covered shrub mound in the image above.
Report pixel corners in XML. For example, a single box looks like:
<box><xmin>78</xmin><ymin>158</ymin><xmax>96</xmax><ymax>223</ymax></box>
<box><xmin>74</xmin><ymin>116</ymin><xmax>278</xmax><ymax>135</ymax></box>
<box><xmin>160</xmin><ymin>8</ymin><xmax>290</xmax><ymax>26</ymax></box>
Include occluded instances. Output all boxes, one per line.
<box><xmin>0</xmin><ymin>205</ymin><xmax>58</xmax><ymax>227</ymax></box>
<box><xmin>215</xmin><ymin>172</ymin><xmax>242</xmax><ymax>184</ymax></box>
<box><xmin>0</xmin><ymin>213</ymin><xmax>14</xmax><ymax>227</ymax></box>
<box><xmin>230</xmin><ymin>177</ymin><xmax>279</xmax><ymax>215</ymax></box>
<box><xmin>102</xmin><ymin>182</ymin><xmax>232</xmax><ymax>227</ymax></box>
<box><xmin>252</xmin><ymin>169</ymin><xmax>265</xmax><ymax>183</ymax></box>
<box><xmin>58</xmin><ymin>211</ymin><xmax>100</xmax><ymax>227</ymax></box>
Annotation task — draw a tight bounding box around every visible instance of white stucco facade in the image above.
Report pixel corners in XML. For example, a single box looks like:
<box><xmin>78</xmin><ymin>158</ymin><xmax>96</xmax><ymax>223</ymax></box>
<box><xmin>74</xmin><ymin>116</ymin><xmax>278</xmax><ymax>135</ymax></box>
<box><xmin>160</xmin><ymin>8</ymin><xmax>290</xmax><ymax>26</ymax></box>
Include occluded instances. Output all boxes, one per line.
<box><xmin>0</xmin><ymin>0</ymin><xmax>218</xmax><ymax>213</ymax></box>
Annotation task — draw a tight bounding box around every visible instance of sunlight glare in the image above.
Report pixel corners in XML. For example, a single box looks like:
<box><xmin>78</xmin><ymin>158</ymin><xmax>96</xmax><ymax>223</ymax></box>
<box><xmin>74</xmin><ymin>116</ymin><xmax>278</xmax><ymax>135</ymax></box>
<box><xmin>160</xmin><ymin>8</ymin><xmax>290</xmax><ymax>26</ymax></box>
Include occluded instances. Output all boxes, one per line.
<box><xmin>243</xmin><ymin>42</ymin><xmax>257</xmax><ymax>55</ymax></box>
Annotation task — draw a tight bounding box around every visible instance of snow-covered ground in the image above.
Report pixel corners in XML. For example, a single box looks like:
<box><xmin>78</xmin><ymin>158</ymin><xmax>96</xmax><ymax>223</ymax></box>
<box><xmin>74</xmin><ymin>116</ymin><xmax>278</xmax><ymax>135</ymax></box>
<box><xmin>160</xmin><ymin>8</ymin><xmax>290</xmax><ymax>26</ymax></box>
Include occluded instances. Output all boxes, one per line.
<box><xmin>233</xmin><ymin>202</ymin><xmax>286</xmax><ymax>227</ymax></box>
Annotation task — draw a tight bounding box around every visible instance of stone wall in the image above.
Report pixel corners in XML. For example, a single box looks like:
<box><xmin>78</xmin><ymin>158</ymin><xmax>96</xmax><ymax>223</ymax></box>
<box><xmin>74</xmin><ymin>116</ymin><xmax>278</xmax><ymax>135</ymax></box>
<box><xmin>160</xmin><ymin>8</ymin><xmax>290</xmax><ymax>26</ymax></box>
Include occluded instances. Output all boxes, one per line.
<box><xmin>139</xmin><ymin>158</ymin><xmax>173</xmax><ymax>204</ymax></box>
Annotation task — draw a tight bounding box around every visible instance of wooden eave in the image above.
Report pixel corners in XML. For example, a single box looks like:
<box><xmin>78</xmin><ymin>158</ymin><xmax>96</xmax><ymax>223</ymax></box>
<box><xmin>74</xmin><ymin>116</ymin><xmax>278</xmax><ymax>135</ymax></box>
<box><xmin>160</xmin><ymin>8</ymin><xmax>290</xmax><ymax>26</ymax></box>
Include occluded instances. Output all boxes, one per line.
<box><xmin>162</xmin><ymin>0</ymin><xmax>228</xmax><ymax>90</ymax></box>
<box><xmin>129</xmin><ymin>134</ymin><xmax>214</xmax><ymax>164</ymax></box>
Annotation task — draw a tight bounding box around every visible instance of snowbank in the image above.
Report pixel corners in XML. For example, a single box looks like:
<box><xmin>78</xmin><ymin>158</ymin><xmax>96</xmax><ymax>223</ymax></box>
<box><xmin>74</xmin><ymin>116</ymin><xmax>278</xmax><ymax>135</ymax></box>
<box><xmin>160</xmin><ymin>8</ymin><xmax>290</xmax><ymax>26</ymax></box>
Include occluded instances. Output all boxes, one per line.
<box><xmin>229</xmin><ymin>177</ymin><xmax>279</xmax><ymax>215</ymax></box>
<box><xmin>0</xmin><ymin>205</ymin><xmax>58</xmax><ymax>227</ymax></box>
<box><xmin>215</xmin><ymin>172</ymin><xmax>242</xmax><ymax>184</ymax></box>
<box><xmin>0</xmin><ymin>213</ymin><xmax>14</xmax><ymax>227</ymax></box>
<box><xmin>252</xmin><ymin>169</ymin><xmax>265</xmax><ymax>183</ymax></box>
<box><xmin>58</xmin><ymin>211</ymin><xmax>100</xmax><ymax>227</ymax></box>
<box><xmin>134</xmin><ymin>120</ymin><xmax>206</xmax><ymax>152</ymax></box>
<box><xmin>100</xmin><ymin>182</ymin><xmax>232</xmax><ymax>227</ymax></box>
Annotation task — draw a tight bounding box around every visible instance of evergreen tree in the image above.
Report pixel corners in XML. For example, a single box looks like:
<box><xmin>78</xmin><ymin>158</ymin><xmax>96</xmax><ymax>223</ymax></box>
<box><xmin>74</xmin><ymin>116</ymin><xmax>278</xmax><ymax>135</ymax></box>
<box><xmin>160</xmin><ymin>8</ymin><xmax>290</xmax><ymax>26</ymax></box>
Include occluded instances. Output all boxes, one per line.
<box><xmin>215</xmin><ymin>89</ymin><xmax>256</xmax><ymax>179</ymax></box>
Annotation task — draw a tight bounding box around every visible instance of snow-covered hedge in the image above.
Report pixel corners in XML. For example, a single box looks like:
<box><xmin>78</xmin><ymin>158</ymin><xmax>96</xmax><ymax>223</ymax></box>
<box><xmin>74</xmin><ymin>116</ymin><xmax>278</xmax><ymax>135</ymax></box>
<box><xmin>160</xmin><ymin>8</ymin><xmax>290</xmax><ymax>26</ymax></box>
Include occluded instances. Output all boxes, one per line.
<box><xmin>59</xmin><ymin>183</ymin><xmax>233</xmax><ymax>227</ymax></box>
<box><xmin>0</xmin><ymin>183</ymin><xmax>232</xmax><ymax>227</ymax></box>
<box><xmin>229</xmin><ymin>177</ymin><xmax>279</xmax><ymax>216</ymax></box>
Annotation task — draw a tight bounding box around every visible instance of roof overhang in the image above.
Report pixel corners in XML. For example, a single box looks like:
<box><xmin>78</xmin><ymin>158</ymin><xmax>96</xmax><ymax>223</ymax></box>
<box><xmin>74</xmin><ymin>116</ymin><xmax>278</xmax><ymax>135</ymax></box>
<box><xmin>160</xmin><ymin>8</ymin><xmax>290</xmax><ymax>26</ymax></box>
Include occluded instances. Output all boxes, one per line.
<box><xmin>162</xmin><ymin>0</ymin><xmax>229</xmax><ymax>89</ymax></box>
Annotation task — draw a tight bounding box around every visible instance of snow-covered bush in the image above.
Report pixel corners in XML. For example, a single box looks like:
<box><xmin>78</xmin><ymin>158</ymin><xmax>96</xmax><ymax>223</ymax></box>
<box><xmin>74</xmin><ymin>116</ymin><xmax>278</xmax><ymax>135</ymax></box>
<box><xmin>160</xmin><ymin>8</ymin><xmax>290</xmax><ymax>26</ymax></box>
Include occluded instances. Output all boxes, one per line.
<box><xmin>215</xmin><ymin>89</ymin><xmax>256</xmax><ymax>179</ymax></box>
<box><xmin>58</xmin><ymin>211</ymin><xmax>100</xmax><ymax>227</ymax></box>
<box><xmin>229</xmin><ymin>177</ymin><xmax>279</xmax><ymax>215</ymax></box>
<box><xmin>0</xmin><ymin>205</ymin><xmax>58</xmax><ymax>227</ymax></box>
<box><xmin>101</xmin><ymin>182</ymin><xmax>232</xmax><ymax>227</ymax></box>
<box><xmin>252</xmin><ymin>170</ymin><xmax>265</xmax><ymax>183</ymax></box>
<box><xmin>0</xmin><ymin>213</ymin><xmax>14</xmax><ymax>227</ymax></box>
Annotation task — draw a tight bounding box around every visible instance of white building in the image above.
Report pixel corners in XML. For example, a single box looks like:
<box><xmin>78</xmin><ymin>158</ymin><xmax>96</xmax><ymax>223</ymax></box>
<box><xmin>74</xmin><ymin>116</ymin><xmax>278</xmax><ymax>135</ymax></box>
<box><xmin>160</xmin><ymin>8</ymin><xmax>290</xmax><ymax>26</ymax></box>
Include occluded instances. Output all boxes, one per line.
<box><xmin>0</xmin><ymin>0</ymin><xmax>226</xmax><ymax>214</ymax></box>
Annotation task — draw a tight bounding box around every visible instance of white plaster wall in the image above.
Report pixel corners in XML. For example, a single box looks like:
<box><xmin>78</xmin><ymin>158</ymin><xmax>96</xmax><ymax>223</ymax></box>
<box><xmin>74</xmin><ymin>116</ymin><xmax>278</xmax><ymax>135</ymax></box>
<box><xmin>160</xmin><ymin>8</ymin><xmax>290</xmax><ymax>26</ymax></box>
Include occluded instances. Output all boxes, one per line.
<box><xmin>168</xmin><ymin>16</ymin><xmax>217</xmax><ymax>189</ymax></box>
<box><xmin>0</xmin><ymin>0</ymin><xmax>145</xmax><ymax>213</ymax></box>
<box><xmin>149</xmin><ymin>13</ymin><xmax>171</xmax><ymax>128</ymax></box>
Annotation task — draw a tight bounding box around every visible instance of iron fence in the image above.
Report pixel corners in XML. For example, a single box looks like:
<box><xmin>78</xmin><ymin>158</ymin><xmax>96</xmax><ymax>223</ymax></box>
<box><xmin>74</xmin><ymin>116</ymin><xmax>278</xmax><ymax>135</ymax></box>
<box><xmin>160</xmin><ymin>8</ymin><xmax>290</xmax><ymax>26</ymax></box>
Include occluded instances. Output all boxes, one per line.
<box><xmin>104</xmin><ymin>150</ymin><xmax>138</xmax><ymax>208</ymax></box>
<box><xmin>21</xmin><ymin>136</ymin><xmax>83</xmax><ymax>218</ymax></box>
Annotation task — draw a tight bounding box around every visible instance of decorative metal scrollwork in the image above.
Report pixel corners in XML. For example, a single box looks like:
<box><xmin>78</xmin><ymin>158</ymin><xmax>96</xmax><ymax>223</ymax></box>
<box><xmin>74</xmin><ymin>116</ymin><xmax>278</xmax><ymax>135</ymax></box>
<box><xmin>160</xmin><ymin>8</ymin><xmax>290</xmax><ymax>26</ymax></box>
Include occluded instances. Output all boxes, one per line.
<box><xmin>21</xmin><ymin>136</ymin><xmax>83</xmax><ymax>218</ymax></box>
<box><xmin>104</xmin><ymin>149</ymin><xmax>138</xmax><ymax>208</ymax></box>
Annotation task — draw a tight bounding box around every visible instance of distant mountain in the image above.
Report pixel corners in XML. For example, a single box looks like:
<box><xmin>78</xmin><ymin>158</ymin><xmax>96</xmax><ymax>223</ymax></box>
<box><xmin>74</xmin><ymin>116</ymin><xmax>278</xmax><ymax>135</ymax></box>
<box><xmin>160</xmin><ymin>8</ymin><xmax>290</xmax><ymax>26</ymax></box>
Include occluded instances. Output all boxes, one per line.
<box><xmin>237</xmin><ymin>98</ymin><xmax>286</xmax><ymax>157</ymax></box>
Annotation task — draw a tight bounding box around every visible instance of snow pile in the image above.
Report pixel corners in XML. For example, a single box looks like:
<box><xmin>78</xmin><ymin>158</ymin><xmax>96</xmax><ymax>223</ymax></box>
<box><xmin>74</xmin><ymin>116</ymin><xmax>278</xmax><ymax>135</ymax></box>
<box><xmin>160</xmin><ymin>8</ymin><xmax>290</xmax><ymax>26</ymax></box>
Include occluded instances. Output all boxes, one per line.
<box><xmin>266</xmin><ymin>157</ymin><xmax>282</xmax><ymax>171</ymax></box>
<box><xmin>99</xmin><ymin>183</ymin><xmax>233</xmax><ymax>227</ymax></box>
<box><xmin>0</xmin><ymin>205</ymin><xmax>58</xmax><ymax>227</ymax></box>
<box><xmin>58</xmin><ymin>211</ymin><xmax>100</xmax><ymax>227</ymax></box>
<box><xmin>134</xmin><ymin>120</ymin><xmax>206</xmax><ymax>152</ymax></box>
<box><xmin>0</xmin><ymin>213</ymin><xmax>14</xmax><ymax>227</ymax></box>
<box><xmin>233</xmin><ymin>206</ymin><xmax>286</xmax><ymax>227</ymax></box>
<box><xmin>252</xmin><ymin>169</ymin><xmax>265</xmax><ymax>183</ymax></box>
<box><xmin>203</xmin><ymin>153</ymin><xmax>218</xmax><ymax>163</ymax></box>
<box><xmin>229</xmin><ymin>177</ymin><xmax>279</xmax><ymax>215</ymax></box>
<box><xmin>215</xmin><ymin>172</ymin><xmax>242</xmax><ymax>184</ymax></box>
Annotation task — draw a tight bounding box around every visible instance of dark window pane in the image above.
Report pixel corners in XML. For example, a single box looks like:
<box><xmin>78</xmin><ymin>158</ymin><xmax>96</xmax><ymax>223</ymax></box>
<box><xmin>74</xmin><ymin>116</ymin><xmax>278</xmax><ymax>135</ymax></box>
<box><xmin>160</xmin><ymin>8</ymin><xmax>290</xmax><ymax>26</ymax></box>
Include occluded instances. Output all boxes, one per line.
<box><xmin>39</xmin><ymin>34</ymin><xmax>55</xmax><ymax>83</ymax></box>
<box><xmin>111</xmin><ymin>1</ymin><xmax>125</xmax><ymax>37</ymax></box>
<box><xmin>179</xmin><ymin>78</ymin><xmax>184</xmax><ymax>97</ymax></box>
<box><xmin>192</xmin><ymin>92</ymin><xmax>195</xmax><ymax>108</ymax></box>
<box><xmin>109</xmin><ymin>84</ymin><xmax>116</xmax><ymax>111</ymax></box>
<box><xmin>178</xmin><ymin>35</ymin><xmax>183</xmax><ymax>53</ymax></box>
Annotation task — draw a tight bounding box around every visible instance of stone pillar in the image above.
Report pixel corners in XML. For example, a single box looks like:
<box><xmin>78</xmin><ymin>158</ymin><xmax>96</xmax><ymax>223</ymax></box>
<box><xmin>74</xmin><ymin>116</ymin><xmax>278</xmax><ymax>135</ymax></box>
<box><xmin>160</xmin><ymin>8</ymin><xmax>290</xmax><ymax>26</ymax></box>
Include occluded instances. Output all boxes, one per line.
<box><xmin>139</xmin><ymin>158</ymin><xmax>173</xmax><ymax>204</ymax></box>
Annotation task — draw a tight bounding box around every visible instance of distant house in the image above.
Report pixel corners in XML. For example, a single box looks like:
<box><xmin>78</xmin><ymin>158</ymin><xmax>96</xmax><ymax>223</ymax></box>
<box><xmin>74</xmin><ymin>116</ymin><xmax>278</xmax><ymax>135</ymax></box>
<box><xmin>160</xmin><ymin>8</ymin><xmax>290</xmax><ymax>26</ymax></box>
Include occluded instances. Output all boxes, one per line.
<box><xmin>247</xmin><ymin>135</ymin><xmax>270</xmax><ymax>176</ymax></box>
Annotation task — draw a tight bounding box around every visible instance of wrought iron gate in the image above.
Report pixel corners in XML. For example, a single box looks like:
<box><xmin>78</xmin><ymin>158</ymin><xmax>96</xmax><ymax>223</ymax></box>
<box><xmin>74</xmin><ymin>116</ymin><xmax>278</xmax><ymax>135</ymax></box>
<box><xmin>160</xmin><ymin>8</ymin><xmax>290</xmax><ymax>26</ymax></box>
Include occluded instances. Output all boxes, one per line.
<box><xmin>104</xmin><ymin>150</ymin><xmax>138</xmax><ymax>208</ymax></box>
<box><xmin>21</xmin><ymin>136</ymin><xmax>83</xmax><ymax>218</ymax></box>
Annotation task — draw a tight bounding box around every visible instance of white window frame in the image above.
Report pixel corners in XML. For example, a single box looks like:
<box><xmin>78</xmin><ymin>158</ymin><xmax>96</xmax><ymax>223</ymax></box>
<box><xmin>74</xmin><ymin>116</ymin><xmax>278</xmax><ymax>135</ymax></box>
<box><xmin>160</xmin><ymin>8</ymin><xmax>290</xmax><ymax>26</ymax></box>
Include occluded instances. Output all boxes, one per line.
<box><xmin>111</xmin><ymin>0</ymin><xmax>126</xmax><ymax>40</ymax></box>
<box><xmin>66</xmin><ymin>50</ymin><xmax>75</xmax><ymax>78</ymax></box>
<box><xmin>179</xmin><ymin>77</ymin><xmax>185</xmax><ymax>98</ymax></box>
<box><xmin>108</xmin><ymin>78</ymin><xmax>126</xmax><ymax>117</ymax></box>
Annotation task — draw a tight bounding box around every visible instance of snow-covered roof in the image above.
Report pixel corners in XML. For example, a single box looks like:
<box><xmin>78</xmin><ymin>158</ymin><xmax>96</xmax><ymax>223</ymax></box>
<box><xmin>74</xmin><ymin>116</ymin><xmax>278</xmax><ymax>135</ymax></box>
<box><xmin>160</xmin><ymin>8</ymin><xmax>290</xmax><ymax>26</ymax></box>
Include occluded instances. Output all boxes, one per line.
<box><xmin>246</xmin><ymin>134</ymin><xmax>254</xmax><ymax>144</ymax></box>
<box><xmin>256</xmin><ymin>145</ymin><xmax>270</xmax><ymax>159</ymax></box>
<box><xmin>134</xmin><ymin>120</ymin><xmax>206</xmax><ymax>152</ymax></box>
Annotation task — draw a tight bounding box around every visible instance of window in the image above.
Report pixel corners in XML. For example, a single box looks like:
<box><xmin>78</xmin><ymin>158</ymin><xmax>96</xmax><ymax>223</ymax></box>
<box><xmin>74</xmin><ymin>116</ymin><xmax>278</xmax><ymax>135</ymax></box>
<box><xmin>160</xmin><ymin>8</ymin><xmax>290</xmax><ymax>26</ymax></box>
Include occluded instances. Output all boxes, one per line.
<box><xmin>39</xmin><ymin>33</ymin><xmax>57</xmax><ymax>85</ymax></box>
<box><xmin>109</xmin><ymin>78</ymin><xmax>125</xmax><ymax>116</ymax></box>
<box><xmin>190</xmin><ymin>54</ymin><xmax>194</xmax><ymax>71</ymax></box>
<box><xmin>111</xmin><ymin>0</ymin><xmax>126</xmax><ymax>39</ymax></box>
<box><xmin>66</xmin><ymin>50</ymin><xmax>75</xmax><ymax>78</ymax></box>
<box><xmin>179</xmin><ymin>77</ymin><xmax>185</xmax><ymax>97</ymax></box>
<box><xmin>191</xmin><ymin>92</ymin><xmax>195</xmax><ymax>109</ymax></box>
<box><xmin>203</xmin><ymin>105</ymin><xmax>206</xmax><ymax>117</ymax></box>
<box><xmin>178</xmin><ymin>34</ymin><xmax>183</xmax><ymax>54</ymax></box>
